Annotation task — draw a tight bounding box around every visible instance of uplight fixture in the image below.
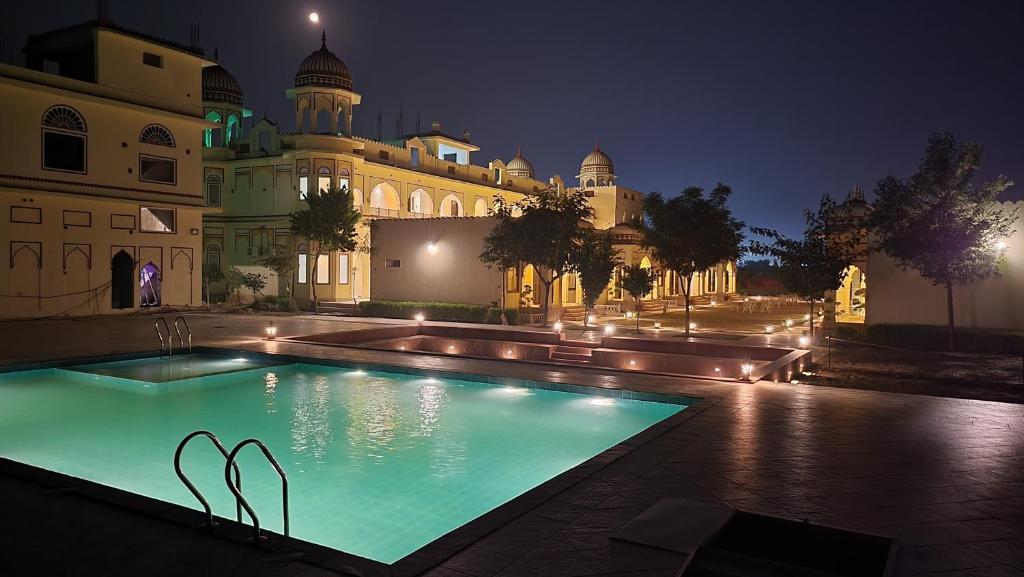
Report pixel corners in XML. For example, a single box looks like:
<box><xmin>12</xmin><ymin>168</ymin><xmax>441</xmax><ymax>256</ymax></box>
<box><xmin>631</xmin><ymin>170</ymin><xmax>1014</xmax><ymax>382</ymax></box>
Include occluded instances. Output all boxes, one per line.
<box><xmin>553</xmin><ymin>321</ymin><xmax>563</xmax><ymax>333</ymax></box>
<box><xmin>798</xmin><ymin>335</ymin><xmax>810</xmax><ymax>348</ymax></box>
<box><xmin>604</xmin><ymin>324</ymin><xmax>615</xmax><ymax>335</ymax></box>
<box><xmin>414</xmin><ymin>312</ymin><xmax>425</xmax><ymax>323</ymax></box>
<box><xmin>765</xmin><ymin>325</ymin><xmax>774</xmax><ymax>334</ymax></box>
<box><xmin>265</xmin><ymin>321</ymin><xmax>277</xmax><ymax>339</ymax></box>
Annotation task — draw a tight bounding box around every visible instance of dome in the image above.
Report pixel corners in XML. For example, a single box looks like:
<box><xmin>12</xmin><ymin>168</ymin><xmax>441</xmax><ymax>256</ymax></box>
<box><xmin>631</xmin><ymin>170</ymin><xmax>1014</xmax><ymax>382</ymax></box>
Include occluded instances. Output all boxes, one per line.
<box><xmin>580</xmin><ymin>142</ymin><xmax>614</xmax><ymax>176</ymax></box>
<box><xmin>506</xmin><ymin>146</ymin><xmax>535</xmax><ymax>179</ymax></box>
<box><xmin>295</xmin><ymin>31</ymin><xmax>353</xmax><ymax>90</ymax></box>
<box><xmin>202</xmin><ymin>58</ymin><xmax>243</xmax><ymax>106</ymax></box>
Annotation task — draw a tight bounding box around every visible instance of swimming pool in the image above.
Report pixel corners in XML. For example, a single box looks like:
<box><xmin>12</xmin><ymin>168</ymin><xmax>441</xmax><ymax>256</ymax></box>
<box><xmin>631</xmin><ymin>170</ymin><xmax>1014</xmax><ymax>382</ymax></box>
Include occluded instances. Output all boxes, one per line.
<box><xmin>0</xmin><ymin>353</ymin><xmax>686</xmax><ymax>564</ymax></box>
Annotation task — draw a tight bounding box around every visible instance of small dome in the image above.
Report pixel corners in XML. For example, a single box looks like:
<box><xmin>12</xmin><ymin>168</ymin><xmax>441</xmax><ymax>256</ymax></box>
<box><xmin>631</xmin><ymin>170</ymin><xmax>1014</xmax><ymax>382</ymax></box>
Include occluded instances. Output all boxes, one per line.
<box><xmin>202</xmin><ymin>62</ymin><xmax>243</xmax><ymax>106</ymax></box>
<box><xmin>295</xmin><ymin>31</ymin><xmax>353</xmax><ymax>90</ymax></box>
<box><xmin>506</xmin><ymin>146</ymin><xmax>535</xmax><ymax>179</ymax></box>
<box><xmin>580</xmin><ymin>142</ymin><xmax>614</xmax><ymax>175</ymax></box>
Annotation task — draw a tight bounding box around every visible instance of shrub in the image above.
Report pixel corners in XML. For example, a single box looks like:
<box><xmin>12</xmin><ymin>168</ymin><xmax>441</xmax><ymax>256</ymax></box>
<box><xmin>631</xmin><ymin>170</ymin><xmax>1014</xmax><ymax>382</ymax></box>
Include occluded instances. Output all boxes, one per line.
<box><xmin>357</xmin><ymin>300</ymin><xmax>517</xmax><ymax>324</ymax></box>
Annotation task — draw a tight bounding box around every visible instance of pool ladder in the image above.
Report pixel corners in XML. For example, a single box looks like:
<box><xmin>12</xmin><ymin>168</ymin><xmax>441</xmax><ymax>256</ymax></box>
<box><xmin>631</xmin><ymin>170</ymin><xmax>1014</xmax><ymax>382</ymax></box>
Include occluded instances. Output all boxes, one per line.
<box><xmin>154</xmin><ymin>316</ymin><xmax>192</xmax><ymax>356</ymax></box>
<box><xmin>174</xmin><ymin>431</ymin><xmax>289</xmax><ymax>541</ymax></box>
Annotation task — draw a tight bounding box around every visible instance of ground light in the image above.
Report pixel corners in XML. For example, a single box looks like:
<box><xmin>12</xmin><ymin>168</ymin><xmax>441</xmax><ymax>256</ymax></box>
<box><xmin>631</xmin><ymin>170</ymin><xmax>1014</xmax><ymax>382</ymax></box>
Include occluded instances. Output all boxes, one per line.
<box><xmin>414</xmin><ymin>313</ymin><xmax>425</xmax><ymax>323</ymax></box>
<box><xmin>689</xmin><ymin>322</ymin><xmax>698</xmax><ymax>330</ymax></box>
<box><xmin>765</xmin><ymin>325</ymin><xmax>774</xmax><ymax>334</ymax></box>
<box><xmin>798</xmin><ymin>335</ymin><xmax>810</xmax><ymax>348</ymax></box>
<box><xmin>265</xmin><ymin>321</ymin><xmax>277</xmax><ymax>339</ymax></box>
<box><xmin>740</xmin><ymin>363</ymin><xmax>754</xmax><ymax>378</ymax></box>
<box><xmin>654</xmin><ymin>321</ymin><xmax>662</xmax><ymax>329</ymax></box>
<box><xmin>587</xmin><ymin>314</ymin><xmax>597</xmax><ymax>325</ymax></box>
<box><xmin>553</xmin><ymin>321</ymin><xmax>563</xmax><ymax>333</ymax></box>
<box><xmin>604</xmin><ymin>324</ymin><xmax>615</xmax><ymax>335</ymax></box>
<box><xmin>785</xmin><ymin>319</ymin><xmax>794</xmax><ymax>328</ymax></box>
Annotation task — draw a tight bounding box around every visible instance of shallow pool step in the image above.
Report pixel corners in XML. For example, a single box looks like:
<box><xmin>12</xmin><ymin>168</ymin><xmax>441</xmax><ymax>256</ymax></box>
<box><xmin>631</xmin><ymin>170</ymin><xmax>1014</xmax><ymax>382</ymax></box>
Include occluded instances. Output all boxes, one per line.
<box><xmin>554</xmin><ymin>345</ymin><xmax>593</xmax><ymax>356</ymax></box>
<box><xmin>551</xmin><ymin>346</ymin><xmax>593</xmax><ymax>363</ymax></box>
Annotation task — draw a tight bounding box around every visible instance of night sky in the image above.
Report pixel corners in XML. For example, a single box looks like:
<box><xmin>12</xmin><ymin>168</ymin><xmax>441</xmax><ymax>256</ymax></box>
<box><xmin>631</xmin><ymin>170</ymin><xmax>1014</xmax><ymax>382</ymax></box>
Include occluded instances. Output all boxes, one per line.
<box><xmin>5</xmin><ymin>1</ymin><xmax>1023</xmax><ymax>239</ymax></box>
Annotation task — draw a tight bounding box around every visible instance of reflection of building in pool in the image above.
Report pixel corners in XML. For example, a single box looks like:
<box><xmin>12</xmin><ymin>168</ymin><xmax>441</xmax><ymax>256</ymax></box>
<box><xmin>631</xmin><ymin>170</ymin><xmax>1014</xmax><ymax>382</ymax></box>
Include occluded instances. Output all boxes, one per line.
<box><xmin>0</xmin><ymin>17</ymin><xmax>206</xmax><ymax>318</ymax></box>
<box><xmin>202</xmin><ymin>36</ymin><xmax>738</xmax><ymax>316</ymax></box>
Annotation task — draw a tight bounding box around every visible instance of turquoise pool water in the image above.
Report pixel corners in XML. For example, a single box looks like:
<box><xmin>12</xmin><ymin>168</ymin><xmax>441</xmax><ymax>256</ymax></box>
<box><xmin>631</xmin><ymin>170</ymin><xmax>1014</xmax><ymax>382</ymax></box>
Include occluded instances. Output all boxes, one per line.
<box><xmin>0</xmin><ymin>356</ymin><xmax>685</xmax><ymax>563</ymax></box>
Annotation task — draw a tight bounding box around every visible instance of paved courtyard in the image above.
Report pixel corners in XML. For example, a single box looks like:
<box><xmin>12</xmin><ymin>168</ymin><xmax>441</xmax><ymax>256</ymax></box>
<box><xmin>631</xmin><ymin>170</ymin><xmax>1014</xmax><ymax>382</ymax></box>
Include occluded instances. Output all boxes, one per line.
<box><xmin>2</xmin><ymin>312</ymin><xmax>1024</xmax><ymax>576</ymax></box>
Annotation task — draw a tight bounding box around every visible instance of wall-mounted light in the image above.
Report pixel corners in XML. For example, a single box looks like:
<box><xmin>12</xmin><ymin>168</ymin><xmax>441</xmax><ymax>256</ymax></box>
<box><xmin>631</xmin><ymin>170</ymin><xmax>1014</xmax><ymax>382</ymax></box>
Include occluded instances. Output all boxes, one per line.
<box><xmin>427</xmin><ymin>242</ymin><xmax>438</xmax><ymax>254</ymax></box>
<box><xmin>265</xmin><ymin>320</ymin><xmax>277</xmax><ymax>339</ymax></box>
<box><xmin>414</xmin><ymin>312</ymin><xmax>425</xmax><ymax>323</ymax></box>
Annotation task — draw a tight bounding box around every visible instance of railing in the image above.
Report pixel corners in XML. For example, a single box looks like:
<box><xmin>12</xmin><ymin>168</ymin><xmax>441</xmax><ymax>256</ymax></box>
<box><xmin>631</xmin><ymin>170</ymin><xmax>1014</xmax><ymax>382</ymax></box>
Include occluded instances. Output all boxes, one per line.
<box><xmin>364</xmin><ymin>206</ymin><xmax>400</xmax><ymax>218</ymax></box>
<box><xmin>224</xmin><ymin>438</ymin><xmax>290</xmax><ymax>540</ymax></box>
<box><xmin>173</xmin><ymin>316</ymin><xmax>192</xmax><ymax>354</ymax></box>
<box><xmin>174</xmin><ymin>431</ymin><xmax>242</xmax><ymax>528</ymax></box>
<box><xmin>155</xmin><ymin>318</ymin><xmax>172</xmax><ymax>357</ymax></box>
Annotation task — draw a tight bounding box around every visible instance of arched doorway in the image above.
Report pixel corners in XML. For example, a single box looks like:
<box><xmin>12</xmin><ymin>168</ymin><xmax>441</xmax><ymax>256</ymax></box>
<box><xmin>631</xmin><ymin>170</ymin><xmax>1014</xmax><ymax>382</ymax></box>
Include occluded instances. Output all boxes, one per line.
<box><xmin>639</xmin><ymin>257</ymin><xmax>655</xmax><ymax>300</ymax></box>
<box><xmin>111</xmin><ymin>251</ymin><xmax>134</xmax><ymax>309</ymax></box>
<box><xmin>369</xmin><ymin>183</ymin><xmax>400</xmax><ymax>215</ymax></box>
<box><xmin>408</xmin><ymin>188</ymin><xmax>433</xmax><ymax>215</ymax></box>
<box><xmin>439</xmin><ymin>193</ymin><xmax>463</xmax><ymax>217</ymax></box>
<box><xmin>474</xmin><ymin>197</ymin><xmax>488</xmax><ymax>216</ymax></box>
<box><xmin>140</xmin><ymin>261</ymin><xmax>161</xmax><ymax>307</ymax></box>
<box><xmin>836</xmin><ymin>265</ymin><xmax>867</xmax><ymax>323</ymax></box>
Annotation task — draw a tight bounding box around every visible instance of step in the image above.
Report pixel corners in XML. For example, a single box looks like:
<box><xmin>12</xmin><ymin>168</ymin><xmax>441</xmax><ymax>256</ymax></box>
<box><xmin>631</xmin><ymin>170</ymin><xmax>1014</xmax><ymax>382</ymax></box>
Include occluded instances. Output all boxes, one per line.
<box><xmin>554</xmin><ymin>345</ymin><xmax>593</xmax><ymax>356</ymax></box>
<box><xmin>551</xmin><ymin>351</ymin><xmax>593</xmax><ymax>362</ymax></box>
<box><xmin>550</xmin><ymin>354</ymin><xmax>592</xmax><ymax>365</ymax></box>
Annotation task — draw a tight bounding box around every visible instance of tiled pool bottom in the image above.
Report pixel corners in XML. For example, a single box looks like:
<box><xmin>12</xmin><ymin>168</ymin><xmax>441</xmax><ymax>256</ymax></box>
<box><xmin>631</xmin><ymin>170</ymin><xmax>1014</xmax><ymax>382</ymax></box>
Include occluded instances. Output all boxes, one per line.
<box><xmin>0</xmin><ymin>356</ymin><xmax>687</xmax><ymax>564</ymax></box>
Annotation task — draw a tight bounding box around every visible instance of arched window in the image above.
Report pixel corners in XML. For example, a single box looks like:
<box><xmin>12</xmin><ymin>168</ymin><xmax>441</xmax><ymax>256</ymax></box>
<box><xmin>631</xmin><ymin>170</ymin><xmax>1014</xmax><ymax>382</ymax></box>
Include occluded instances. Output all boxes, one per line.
<box><xmin>317</xmin><ymin>166</ymin><xmax>331</xmax><ymax>194</ymax></box>
<box><xmin>408</xmin><ymin>189</ymin><xmax>433</xmax><ymax>215</ymax></box>
<box><xmin>205</xmin><ymin>243</ymin><xmax>222</xmax><ymax>272</ymax></box>
<box><xmin>42</xmin><ymin>105</ymin><xmax>87</xmax><ymax>173</ymax></box>
<box><xmin>204</xmin><ymin>110</ymin><xmax>222</xmax><ymax>147</ymax></box>
<box><xmin>206</xmin><ymin>174</ymin><xmax>222</xmax><ymax>206</ymax></box>
<box><xmin>474</xmin><ymin>197</ymin><xmax>488</xmax><ymax>217</ymax></box>
<box><xmin>225</xmin><ymin>114</ymin><xmax>240</xmax><ymax>145</ymax></box>
<box><xmin>338</xmin><ymin>167</ymin><xmax>350</xmax><ymax>191</ymax></box>
<box><xmin>139</xmin><ymin>124</ymin><xmax>175</xmax><ymax>147</ymax></box>
<box><xmin>586</xmin><ymin>179</ymin><xmax>595</xmax><ymax>187</ymax></box>
<box><xmin>298</xmin><ymin>166</ymin><xmax>309</xmax><ymax>199</ymax></box>
<box><xmin>440</xmin><ymin>193</ymin><xmax>463</xmax><ymax>217</ymax></box>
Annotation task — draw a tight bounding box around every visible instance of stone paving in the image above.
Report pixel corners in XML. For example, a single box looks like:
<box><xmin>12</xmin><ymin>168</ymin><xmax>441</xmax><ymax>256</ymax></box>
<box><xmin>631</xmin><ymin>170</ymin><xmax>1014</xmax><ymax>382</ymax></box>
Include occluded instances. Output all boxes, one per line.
<box><xmin>2</xmin><ymin>312</ymin><xmax>1024</xmax><ymax>576</ymax></box>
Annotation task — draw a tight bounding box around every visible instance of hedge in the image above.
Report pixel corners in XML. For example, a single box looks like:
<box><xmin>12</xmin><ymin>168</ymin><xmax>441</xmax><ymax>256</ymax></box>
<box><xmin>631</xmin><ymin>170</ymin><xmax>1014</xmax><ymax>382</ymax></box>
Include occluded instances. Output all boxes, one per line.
<box><xmin>838</xmin><ymin>323</ymin><xmax>1023</xmax><ymax>354</ymax></box>
<box><xmin>357</xmin><ymin>300</ymin><xmax>518</xmax><ymax>325</ymax></box>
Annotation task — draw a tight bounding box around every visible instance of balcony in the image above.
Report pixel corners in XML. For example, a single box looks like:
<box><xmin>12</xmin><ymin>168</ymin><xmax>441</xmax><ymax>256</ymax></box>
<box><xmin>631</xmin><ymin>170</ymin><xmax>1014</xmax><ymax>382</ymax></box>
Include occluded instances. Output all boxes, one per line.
<box><xmin>365</xmin><ymin>206</ymin><xmax>400</xmax><ymax>219</ymax></box>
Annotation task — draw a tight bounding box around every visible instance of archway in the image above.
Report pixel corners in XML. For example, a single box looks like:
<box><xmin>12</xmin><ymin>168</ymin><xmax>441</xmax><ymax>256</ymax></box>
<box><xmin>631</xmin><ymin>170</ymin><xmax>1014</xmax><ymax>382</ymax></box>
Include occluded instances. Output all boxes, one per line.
<box><xmin>369</xmin><ymin>183</ymin><xmax>400</xmax><ymax>213</ymax></box>
<box><xmin>408</xmin><ymin>188</ymin><xmax>433</xmax><ymax>215</ymax></box>
<box><xmin>836</xmin><ymin>265</ymin><xmax>867</xmax><ymax>323</ymax></box>
<box><xmin>520</xmin><ymin>265</ymin><xmax>537</xmax><ymax>308</ymax></box>
<box><xmin>352</xmin><ymin>188</ymin><xmax>364</xmax><ymax>210</ymax></box>
<box><xmin>474</xmin><ymin>197</ymin><xmax>488</xmax><ymax>216</ymax></box>
<box><xmin>439</xmin><ymin>193</ymin><xmax>463</xmax><ymax>217</ymax></box>
<box><xmin>10</xmin><ymin>244</ymin><xmax>41</xmax><ymax>310</ymax></box>
<box><xmin>639</xmin><ymin>257</ymin><xmax>654</xmax><ymax>300</ymax></box>
<box><xmin>111</xmin><ymin>251</ymin><xmax>134</xmax><ymax>309</ymax></box>
<box><xmin>140</xmin><ymin>261</ymin><xmax>161</xmax><ymax>307</ymax></box>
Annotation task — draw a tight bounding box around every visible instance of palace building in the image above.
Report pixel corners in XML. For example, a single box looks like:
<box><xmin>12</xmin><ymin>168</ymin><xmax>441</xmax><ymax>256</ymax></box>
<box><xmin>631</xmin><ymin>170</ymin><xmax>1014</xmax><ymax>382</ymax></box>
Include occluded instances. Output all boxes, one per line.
<box><xmin>0</xmin><ymin>19</ymin><xmax>209</xmax><ymax>318</ymax></box>
<box><xmin>202</xmin><ymin>33</ymin><xmax>737</xmax><ymax>317</ymax></box>
<box><xmin>0</xmin><ymin>19</ymin><xmax>737</xmax><ymax>320</ymax></box>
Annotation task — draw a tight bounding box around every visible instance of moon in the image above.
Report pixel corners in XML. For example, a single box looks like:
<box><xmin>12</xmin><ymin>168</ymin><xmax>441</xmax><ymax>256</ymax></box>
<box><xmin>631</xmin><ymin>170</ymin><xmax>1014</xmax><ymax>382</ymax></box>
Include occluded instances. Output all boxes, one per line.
<box><xmin>308</xmin><ymin>12</ymin><xmax>319</xmax><ymax>24</ymax></box>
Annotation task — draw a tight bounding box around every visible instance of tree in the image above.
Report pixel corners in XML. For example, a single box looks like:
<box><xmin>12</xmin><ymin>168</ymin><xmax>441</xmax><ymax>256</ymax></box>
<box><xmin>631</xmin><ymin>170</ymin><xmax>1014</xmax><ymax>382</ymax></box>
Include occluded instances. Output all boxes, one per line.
<box><xmin>749</xmin><ymin>195</ymin><xmax>861</xmax><ymax>338</ymax></box>
<box><xmin>224</xmin><ymin>266</ymin><xmax>245</xmax><ymax>304</ymax></box>
<box><xmin>258</xmin><ymin>243</ymin><xmax>296</xmax><ymax>303</ymax></box>
<box><xmin>242</xmin><ymin>272</ymin><xmax>268</xmax><ymax>303</ymax></box>
<box><xmin>619</xmin><ymin>264</ymin><xmax>656</xmax><ymax>333</ymax></box>
<box><xmin>289</xmin><ymin>185</ymin><xmax>362</xmax><ymax>313</ymax></box>
<box><xmin>201</xmin><ymin>262</ymin><xmax>224</xmax><ymax>305</ymax></box>
<box><xmin>481</xmin><ymin>188</ymin><xmax>592</xmax><ymax>326</ymax></box>
<box><xmin>638</xmin><ymin>185</ymin><xmax>745</xmax><ymax>337</ymax></box>
<box><xmin>869</xmin><ymin>133</ymin><xmax>1016</xmax><ymax>349</ymax></box>
<box><xmin>576</xmin><ymin>229</ymin><xmax>619</xmax><ymax>327</ymax></box>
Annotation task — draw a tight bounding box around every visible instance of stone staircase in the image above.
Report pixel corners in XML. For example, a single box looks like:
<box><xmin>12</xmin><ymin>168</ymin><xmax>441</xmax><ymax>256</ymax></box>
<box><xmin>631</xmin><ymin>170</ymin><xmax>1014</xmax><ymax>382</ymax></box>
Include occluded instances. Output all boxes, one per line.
<box><xmin>559</xmin><ymin>305</ymin><xmax>587</xmax><ymax>322</ymax></box>
<box><xmin>317</xmin><ymin>301</ymin><xmax>360</xmax><ymax>316</ymax></box>
<box><xmin>550</xmin><ymin>344</ymin><xmax>593</xmax><ymax>365</ymax></box>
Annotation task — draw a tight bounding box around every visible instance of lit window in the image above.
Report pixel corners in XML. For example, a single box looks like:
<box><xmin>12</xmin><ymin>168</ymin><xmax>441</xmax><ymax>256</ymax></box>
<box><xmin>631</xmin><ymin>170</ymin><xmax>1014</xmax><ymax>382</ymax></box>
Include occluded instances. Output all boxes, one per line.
<box><xmin>139</xmin><ymin>155</ymin><xmax>176</xmax><ymax>184</ymax></box>
<box><xmin>338</xmin><ymin>254</ymin><xmax>349</xmax><ymax>284</ymax></box>
<box><xmin>316</xmin><ymin>254</ymin><xmax>330</xmax><ymax>284</ymax></box>
<box><xmin>140</xmin><ymin>207</ymin><xmax>176</xmax><ymax>233</ymax></box>
<box><xmin>338</xmin><ymin>178</ymin><xmax>350</xmax><ymax>192</ymax></box>
<box><xmin>299</xmin><ymin>176</ymin><xmax>309</xmax><ymax>199</ymax></box>
<box><xmin>317</xmin><ymin>166</ymin><xmax>331</xmax><ymax>193</ymax></box>
<box><xmin>297</xmin><ymin>245</ymin><xmax>307</xmax><ymax>284</ymax></box>
<box><xmin>41</xmin><ymin>105</ymin><xmax>87</xmax><ymax>173</ymax></box>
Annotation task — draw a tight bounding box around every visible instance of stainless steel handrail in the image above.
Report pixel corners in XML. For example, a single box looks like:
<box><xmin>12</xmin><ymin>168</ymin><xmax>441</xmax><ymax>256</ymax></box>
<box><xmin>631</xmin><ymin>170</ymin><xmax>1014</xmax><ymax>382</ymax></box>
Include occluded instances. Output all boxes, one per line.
<box><xmin>173</xmin><ymin>316</ymin><xmax>192</xmax><ymax>354</ymax></box>
<box><xmin>155</xmin><ymin>317</ymin><xmax>172</xmax><ymax>357</ymax></box>
<box><xmin>173</xmin><ymin>430</ymin><xmax>242</xmax><ymax>528</ymax></box>
<box><xmin>224</xmin><ymin>439</ymin><xmax>289</xmax><ymax>540</ymax></box>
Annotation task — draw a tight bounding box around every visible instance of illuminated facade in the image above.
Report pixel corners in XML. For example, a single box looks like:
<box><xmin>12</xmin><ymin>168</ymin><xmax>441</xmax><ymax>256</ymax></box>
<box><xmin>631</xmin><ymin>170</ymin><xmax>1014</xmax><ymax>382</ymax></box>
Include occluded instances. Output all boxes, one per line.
<box><xmin>205</xmin><ymin>34</ymin><xmax>737</xmax><ymax>315</ymax></box>
<box><xmin>0</xmin><ymin>19</ymin><xmax>209</xmax><ymax>318</ymax></box>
